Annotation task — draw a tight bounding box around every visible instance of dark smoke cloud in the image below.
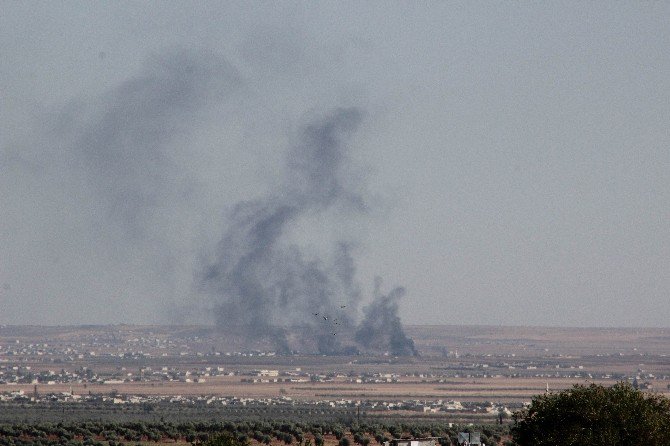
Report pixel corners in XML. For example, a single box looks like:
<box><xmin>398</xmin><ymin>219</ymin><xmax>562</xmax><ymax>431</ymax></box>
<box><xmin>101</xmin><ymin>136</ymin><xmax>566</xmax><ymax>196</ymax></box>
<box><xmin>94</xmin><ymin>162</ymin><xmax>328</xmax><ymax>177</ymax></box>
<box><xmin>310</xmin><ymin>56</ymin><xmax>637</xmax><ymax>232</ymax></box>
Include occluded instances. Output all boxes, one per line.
<box><xmin>356</xmin><ymin>277</ymin><xmax>417</xmax><ymax>356</ymax></box>
<box><xmin>0</xmin><ymin>49</ymin><xmax>241</xmax><ymax>322</ymax></box>
<box><xmin>64</xmin><ymin>50</ymin><xmax>239</xmax><ymax>239</ymax></box>
<box><xmin>3</xmin><ymin>47</ymin><xmax>415</xmax><ymax>346</ymax></box>
<box><xmin>201</xmin><ymin>108</ymin><xmax>362</xmax><ymax>353</ymax></box>
<box><xmin>201</xmin><ymin>108</ymin><xmax>416</xmax><ymax>355</ymax></box>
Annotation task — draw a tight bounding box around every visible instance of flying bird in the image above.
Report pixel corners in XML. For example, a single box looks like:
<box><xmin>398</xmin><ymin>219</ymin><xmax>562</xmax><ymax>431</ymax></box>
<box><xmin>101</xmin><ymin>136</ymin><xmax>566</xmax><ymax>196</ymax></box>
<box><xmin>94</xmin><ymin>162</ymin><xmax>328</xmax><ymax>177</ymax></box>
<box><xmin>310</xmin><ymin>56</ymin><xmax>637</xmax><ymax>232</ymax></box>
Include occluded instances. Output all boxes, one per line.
<box><xmin>340</xmin><ymin>305</ymin><xmax>346</xmax><ymax>308</ymax></box>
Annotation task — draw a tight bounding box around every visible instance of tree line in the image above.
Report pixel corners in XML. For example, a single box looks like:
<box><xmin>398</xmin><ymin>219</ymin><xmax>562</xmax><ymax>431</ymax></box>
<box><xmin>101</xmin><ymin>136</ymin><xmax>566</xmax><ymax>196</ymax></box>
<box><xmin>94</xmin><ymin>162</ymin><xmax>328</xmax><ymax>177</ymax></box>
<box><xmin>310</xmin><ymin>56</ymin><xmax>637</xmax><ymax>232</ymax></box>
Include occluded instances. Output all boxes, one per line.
<box><xmin>0</xmin><ymin>420</ymin><xmax>508</xmax><ymax>446</ymax></box>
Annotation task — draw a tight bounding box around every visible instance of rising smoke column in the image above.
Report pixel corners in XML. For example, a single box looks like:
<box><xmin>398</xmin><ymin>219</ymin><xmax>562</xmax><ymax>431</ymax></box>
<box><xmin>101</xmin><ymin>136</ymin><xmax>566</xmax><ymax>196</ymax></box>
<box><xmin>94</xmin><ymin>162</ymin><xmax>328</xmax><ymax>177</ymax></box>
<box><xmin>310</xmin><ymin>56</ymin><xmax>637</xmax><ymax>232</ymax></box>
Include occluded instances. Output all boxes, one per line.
<box><xmin>355</xmin><ymin>277</ymin><xmax>417</xmax><ymax>356</ymax></box>
<box><xmin>201</xmin><ymin>108</ymin><xmax>363</xmax><ymax>352</ymax></box>
<box><xmin>201</xmin><ymin>107</ymin><xmax>417</xmax><ymax>355</ymax></box>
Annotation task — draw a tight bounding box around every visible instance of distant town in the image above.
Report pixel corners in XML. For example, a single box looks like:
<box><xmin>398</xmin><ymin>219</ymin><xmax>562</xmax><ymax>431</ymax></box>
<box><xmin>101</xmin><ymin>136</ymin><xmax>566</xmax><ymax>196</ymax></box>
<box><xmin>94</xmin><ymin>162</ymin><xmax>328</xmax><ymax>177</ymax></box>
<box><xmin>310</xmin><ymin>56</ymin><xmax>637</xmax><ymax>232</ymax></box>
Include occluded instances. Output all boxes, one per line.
<box><xmin>1</xmin><ymin>325</ymin><xmax>668</xmax><ymax>426</ymax></box>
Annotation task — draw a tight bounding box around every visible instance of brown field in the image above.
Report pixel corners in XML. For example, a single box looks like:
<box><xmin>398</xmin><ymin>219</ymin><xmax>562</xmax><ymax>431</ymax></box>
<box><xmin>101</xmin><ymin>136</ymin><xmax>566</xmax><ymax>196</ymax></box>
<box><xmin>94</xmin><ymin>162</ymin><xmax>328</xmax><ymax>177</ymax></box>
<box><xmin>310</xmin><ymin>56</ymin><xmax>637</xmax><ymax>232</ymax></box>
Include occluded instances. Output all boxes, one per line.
<box><xmin>2</xmin><ymin>324</ymin><xmax>669</xmax><ymax>406</ymax></box>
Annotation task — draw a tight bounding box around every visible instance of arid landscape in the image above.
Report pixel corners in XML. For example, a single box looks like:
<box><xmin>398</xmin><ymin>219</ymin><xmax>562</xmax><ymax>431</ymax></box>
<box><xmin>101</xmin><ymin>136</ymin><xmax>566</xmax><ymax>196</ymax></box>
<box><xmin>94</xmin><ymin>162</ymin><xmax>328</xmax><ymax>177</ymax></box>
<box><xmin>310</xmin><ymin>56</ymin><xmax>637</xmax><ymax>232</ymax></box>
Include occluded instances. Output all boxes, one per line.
<box><xmin>2</xmin><ymin>324</ymin><xmax>668</xmax><ymax>425</ymax></box>
<box><xmin>4</xmin><ymin>2</ymin><xmax>670</xmax><ymax>444</ymax></box>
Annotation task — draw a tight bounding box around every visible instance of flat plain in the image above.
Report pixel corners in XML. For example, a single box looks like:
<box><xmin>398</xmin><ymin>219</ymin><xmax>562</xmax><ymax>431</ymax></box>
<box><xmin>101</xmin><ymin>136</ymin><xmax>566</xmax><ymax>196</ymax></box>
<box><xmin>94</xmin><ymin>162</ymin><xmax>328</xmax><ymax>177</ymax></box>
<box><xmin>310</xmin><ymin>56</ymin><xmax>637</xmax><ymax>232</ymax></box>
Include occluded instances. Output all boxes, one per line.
<box><xmin>1</xmin><ymin>324</ymin><xmax>668</xmax><ymax>422</ymax></box>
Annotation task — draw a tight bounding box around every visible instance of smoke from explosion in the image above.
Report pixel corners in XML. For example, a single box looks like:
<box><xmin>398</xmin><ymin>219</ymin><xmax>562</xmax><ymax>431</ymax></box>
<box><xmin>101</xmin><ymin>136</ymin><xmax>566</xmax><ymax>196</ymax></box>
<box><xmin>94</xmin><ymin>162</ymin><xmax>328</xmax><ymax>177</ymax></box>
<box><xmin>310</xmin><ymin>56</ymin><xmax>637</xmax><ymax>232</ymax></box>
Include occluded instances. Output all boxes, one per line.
<box><xmin>201</xmin><ymin>108</ymin><xmax>416</xmax><ymax>355</ymax></box>
<box><xmin>5</xmin><ymin>47</ymin><xmax>414</xmax><ymax>350</ymax></box>
<box><xmin>356</xmin><ymin>277</ymin><xmax>417</xmax><ymax>356</ymax></box>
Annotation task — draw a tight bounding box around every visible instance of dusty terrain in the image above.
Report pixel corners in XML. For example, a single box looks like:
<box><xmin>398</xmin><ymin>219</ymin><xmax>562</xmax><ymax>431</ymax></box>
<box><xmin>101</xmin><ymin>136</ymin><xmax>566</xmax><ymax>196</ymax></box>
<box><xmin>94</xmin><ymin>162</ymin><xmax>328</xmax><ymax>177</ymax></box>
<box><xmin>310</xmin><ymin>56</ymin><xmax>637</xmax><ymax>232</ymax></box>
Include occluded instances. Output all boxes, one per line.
<box><xmin>2</xmin><ymin>324</ymin><xmax>669</xmax><ymax>408</ymax></box>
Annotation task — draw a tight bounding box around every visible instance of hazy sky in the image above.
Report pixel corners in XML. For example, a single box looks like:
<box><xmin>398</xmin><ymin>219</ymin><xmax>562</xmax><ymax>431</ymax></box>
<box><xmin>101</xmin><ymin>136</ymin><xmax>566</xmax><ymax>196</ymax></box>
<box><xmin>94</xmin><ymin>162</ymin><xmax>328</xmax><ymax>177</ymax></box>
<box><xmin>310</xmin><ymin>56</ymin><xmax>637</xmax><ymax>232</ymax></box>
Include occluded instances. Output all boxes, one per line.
<box><xmin>1</xmin><ymin>2</ymin><xmax>669</xmax><ymax>327</ymax></box>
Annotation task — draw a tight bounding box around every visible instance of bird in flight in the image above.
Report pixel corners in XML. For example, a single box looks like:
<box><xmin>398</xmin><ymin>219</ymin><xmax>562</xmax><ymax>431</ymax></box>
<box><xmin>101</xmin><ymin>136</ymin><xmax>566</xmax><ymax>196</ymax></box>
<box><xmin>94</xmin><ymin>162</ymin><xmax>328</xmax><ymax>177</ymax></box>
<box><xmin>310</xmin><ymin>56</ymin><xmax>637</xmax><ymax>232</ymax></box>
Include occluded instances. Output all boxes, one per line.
<box><xmin>340</xmin><ymin>305</ymin><xmax>346</xmax><ymax>308</ymax></box>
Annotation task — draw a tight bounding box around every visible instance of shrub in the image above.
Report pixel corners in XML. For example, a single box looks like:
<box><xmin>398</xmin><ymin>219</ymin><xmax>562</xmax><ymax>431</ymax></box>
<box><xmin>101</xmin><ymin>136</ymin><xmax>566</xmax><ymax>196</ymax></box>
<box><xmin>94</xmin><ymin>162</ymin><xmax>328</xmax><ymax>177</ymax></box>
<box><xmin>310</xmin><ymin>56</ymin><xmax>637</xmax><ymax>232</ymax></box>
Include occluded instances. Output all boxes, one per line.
<box><xmin>512</xmin><ymin>382</ymin><xmax>670</xmax><ymax>446</ymax></box>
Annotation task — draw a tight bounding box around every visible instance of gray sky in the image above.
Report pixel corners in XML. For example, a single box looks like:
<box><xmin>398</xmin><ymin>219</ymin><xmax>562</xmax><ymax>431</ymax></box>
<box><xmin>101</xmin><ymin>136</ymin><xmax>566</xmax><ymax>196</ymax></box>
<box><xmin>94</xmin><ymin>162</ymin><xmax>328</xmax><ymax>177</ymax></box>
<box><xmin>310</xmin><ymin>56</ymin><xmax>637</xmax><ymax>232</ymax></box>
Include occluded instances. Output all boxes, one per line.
<box><xmin>1</xmin><ymin>1</ymin><xmax>669</xmax><ymax>327</ymax></box>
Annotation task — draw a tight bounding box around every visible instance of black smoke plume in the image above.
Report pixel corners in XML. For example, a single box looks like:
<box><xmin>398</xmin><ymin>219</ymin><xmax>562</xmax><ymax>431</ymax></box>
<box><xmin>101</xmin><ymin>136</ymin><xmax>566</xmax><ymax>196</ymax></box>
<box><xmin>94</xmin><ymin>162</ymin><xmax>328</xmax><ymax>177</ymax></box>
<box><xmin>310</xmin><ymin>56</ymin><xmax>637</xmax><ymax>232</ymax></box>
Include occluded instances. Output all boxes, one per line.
<box><xmin>355</xmin><ymin>278</ymin><xmax>417</xmax><ymax>356</ymax></box>
<box><xmin>201</xmin><ymin>108</ymin><xmax>417</xmax><ymax>355</ymax></box>
<box><xmin>69</xmin><ymin>50</ymin><xmax>239</xmax><ymax>239</ymax></box>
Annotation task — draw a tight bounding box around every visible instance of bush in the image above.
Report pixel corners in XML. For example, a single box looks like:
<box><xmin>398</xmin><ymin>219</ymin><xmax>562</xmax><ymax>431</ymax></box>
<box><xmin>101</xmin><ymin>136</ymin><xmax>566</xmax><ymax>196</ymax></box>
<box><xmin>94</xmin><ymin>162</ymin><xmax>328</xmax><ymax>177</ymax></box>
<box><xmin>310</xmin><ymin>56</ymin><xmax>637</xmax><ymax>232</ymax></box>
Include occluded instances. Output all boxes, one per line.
<box><xmin>512</xmin><ymin>382</ymin><xmax>670</xmax><ymax>446</ymax></box>
<box><xmin>203</xmin><ymin>432</ymin><xmax>250</xmax><ymax>446</ymax></box>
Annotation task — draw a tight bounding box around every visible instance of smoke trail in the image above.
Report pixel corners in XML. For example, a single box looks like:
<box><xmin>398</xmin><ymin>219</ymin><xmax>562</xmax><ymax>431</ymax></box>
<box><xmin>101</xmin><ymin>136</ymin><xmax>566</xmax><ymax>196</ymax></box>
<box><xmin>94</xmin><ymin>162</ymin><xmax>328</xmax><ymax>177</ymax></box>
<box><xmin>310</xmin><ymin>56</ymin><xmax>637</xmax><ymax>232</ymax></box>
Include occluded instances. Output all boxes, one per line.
<box><xmin>201</xmin><ymin>108</ymin><xmax>364</xmax><ymax>352</ymax></box>
<box><xmin>68</xmin><ymin>49</ymin><xmax>239</xmax><ymax>238</ymax></box>
<box><xmin>200</xmin><ymin>107</ymin><xmax>416</xmax><ymax>355</ymax></box>
<box><xmin>2</xmin><ymin>48</ymin><xmax>416</xmax><ymax>337</ymax></box>
<box><xmin>355</xmin><ymin>277</ymin><xmax>417</xmax><ymax>356</ymax></box>
<box><xmin>0</xmin><ymin>49</ymin><xmax>241</xmax><ymax>323</ymax></box>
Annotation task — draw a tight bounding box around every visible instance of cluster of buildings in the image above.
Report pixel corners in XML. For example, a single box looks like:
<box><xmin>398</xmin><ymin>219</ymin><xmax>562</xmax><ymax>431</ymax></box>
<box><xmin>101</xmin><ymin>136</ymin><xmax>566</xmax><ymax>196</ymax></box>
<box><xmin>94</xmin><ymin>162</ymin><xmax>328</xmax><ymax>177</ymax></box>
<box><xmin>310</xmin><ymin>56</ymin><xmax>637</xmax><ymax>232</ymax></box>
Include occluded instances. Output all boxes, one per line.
<box><xmin>2</xmin><ymin>329</ymin><xmax>669</xmax><ymax>385</ymax></box>
<box><xmin>0</xmin><ymin>387</ymin><xmax>515</xmax><ymax>417</ymax></box>
<box><xmin>0</xmin><ymin>364</ymin><xmax>238</xmax><ymax>385</ymax></box>
<box><xmin>406</xmin><ymin>361</ymin><xmax>669</xmax><ymax>382</ymax></box>
<box><xmin>0</xmin><ymin>365</ymin><xmax>94</xmax><ymax>385</ymax></box>
<box><xmin>0</xmin><ymin>330</ymin><xmax>289</xmax><ymax>364</ymax></box>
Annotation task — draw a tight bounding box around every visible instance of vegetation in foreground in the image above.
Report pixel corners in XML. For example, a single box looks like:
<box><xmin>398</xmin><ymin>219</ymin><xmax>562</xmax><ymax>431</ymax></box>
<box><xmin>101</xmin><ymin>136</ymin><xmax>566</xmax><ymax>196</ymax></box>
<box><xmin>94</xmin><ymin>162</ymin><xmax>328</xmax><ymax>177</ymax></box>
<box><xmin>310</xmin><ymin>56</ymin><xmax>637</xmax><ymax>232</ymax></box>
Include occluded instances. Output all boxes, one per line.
<box><xmin>512</xmin><ymin>382</ymin><xmax>670</xmax><ymax>446</ymax></box>
<box><xmin>0</xmin><ymin>420</ymin><xmax>510</xmax><ymax>446</ymax></box>
<box><xmin>5</xmin><ymin>381</ymin><xmax>667</xmax><ymax>446</ymax></box>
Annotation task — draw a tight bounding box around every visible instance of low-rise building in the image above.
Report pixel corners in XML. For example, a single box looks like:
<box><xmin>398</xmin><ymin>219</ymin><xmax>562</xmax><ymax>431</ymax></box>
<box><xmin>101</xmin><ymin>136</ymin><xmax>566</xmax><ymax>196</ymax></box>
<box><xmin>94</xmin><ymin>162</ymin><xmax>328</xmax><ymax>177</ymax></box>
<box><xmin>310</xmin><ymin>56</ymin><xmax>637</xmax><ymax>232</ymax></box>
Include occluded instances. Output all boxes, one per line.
<box><xmin>384</xmin><ymin>438</ymin><xmax>439</xmax><ymax>446</ymax></box>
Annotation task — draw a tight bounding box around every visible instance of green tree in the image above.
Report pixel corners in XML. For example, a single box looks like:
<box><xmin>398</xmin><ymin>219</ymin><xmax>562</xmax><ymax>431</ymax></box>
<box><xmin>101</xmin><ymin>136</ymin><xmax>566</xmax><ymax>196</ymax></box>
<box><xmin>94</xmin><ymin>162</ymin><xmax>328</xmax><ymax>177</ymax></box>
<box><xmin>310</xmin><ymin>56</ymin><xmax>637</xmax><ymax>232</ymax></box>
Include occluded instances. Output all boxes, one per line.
<box><xmin>203</xmin><ymin>432</ymin><xmax>249</xmax><ymax>446</ymax></box>
<box><xmin>512</xmin><ymin>382</ymin><xmax>670</xmax><ymax>446</ymax></box>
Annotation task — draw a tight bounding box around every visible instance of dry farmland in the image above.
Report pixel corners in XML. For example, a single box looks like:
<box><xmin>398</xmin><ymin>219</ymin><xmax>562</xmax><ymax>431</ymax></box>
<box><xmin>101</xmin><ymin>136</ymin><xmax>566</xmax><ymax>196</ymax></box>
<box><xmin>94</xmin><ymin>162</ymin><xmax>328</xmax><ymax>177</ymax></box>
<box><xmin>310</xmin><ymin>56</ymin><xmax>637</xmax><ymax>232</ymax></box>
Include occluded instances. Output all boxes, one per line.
<box><xmin>1</xmin><ymin>324</ymin><xmax>669</xmax><ymax>420</ymax></box>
